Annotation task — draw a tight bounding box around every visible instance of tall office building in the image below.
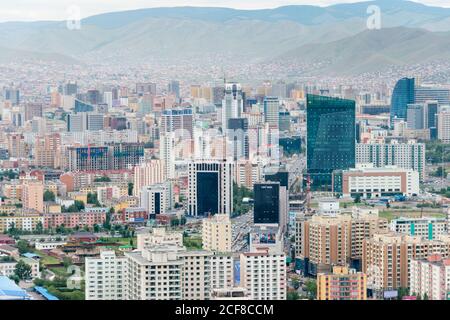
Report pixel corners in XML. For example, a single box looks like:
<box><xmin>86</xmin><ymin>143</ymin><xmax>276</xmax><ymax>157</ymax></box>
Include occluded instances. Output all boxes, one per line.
<box><xmin>306</xmin><ymin>94</ymin><xmax>356</xmax><ymax>190</ymax></box>
<box><xmin>415</xmin><ymin>86</ymin><xmax>450</xmax><ymax>105</ymax></box>
<box><xmin>221</xmin><ymin>83</ymin><xmax>243</xmax><ymax>130</ymax></box>
<box><xmin>407</xmin><ymin>103</ymin><xmax>425</xmax><ymax>130</ymax></box>
<box><xmin>187</xmin><ymin>159</ymin><xmax>234</xmax><ymax>217</ymax></box>
<box><xmin>263</xmin><ymin>97</ymin><xmax>280</xmax><ymax>128</ymax></box>
<box><xmin>168</xmin><ymin>80</ymin><xmax>180</xmax><ymax>99</ymax></box>
<box><xmin>64</xmin><ymin>82</ymin><xmax>78</xmax><ymax>96</ymax></box>
<box><xmin>390</xmin><ymin>77</ymin><xmax>415</xmax><ymax>125</ymax></box>
<box><xmin>202</xmin><ymin>214</ymin><xmax>232</xmax><ymax>253</ymax></box>
<box><xmin>103</xmin><ymin>92</ymin><xmax>113</xmax><ymax>111</ymax></box>
<box><xmin>254</xmin><ymin>183</ymin><xmax>280</xmax><ymax>225</ymax></box>
<box><xmin>227</xmin><ymin>118</ymin><xmax>249</xmax><ymax>161</ymax></box>
<box><xmin>424</xmin><ymin>100</ymin><xmax>439</xmax><ymax>129</ymax></box>
<box><xmin>161</xmin><ymin>108</ymin><xmax>193</xmax><ymax>138</ymax></box>
<box><xmin>278</xmin><ymin>110</ymin><xmax>291</xmax><ymax>132</ymax></box>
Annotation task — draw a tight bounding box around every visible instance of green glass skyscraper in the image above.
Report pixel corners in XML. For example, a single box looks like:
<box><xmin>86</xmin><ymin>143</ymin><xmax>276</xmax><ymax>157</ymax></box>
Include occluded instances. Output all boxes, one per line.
<box><xmin>306</xmin><ymin>94</ymin><xmax>355</xmax><ymax>191</ymax></box>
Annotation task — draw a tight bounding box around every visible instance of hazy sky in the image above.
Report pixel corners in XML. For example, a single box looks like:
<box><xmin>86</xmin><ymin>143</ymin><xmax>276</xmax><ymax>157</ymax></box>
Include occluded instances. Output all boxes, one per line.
<box><xmin>0</xmin><ymin>0</ymin><xmax>449</xmax><ymax>22</ymax></box>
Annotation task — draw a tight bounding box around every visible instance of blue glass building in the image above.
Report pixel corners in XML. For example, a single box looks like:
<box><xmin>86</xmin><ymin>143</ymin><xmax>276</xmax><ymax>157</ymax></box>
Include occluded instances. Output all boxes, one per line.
<box><xmin>306</xmin><ymin>94</ymin><xmax>355</xmax><ymax>191</ymax></box>
<box><xmin>390</xmin><ymin>77</ymin><xmax>415</xmax><ymax>125</ymax></box>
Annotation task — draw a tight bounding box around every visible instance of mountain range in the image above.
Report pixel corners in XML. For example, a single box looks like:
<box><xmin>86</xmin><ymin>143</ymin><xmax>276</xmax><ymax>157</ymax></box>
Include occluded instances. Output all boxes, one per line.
<box><xmin>1</xmin><ymin>0</ymin><xmax>450</xmax><ymax>75</ymax></box>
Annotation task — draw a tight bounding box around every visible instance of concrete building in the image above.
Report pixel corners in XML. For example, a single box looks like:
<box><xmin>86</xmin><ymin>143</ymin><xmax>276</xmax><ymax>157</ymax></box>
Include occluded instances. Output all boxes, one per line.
<box><xmin>234</xmin><ymin>160</ymin><xmax>261</xmax><ymax>189</ymax></box>
<box><xmin>187</xmin><ymin>159</ymin><xmax>234</xmax><ymax>217</ymax></box>
<box><xmin>363</xmin><ymin>233</ymin><xmax>450</xmax><ymax>292</ymax></box>
<box><xmin>390</xmin><ymin>217</ymin><xmax>448</xmax><ymax>240</ymax></box>
<box><xmin>410</xmin><ymin>254</ymin><xmax>450</xmax><ymax>300</ymax></box>
<box><xmin>240</xmin><ymin>248</ymin><xmax>286</xmax><ymax>300</ymax></box>
<box><xmin>22</xmin><ymin>181</ymin><xmax>44</xmax><ymax>213</ymax></box>
<box><xmin>125</xmin><ymin>246</ymin><xmax>184</xmax><ymax>300</ymax></box>
<box><xmin>263</xmin><ymin>97</ymin><xmax>280</xmax><ymax>128</ymax></box>
<box><xmin>356</xmin><ymin>140</ymin><xmax>425</xmax><ymax>181</ymax></box>
<box><xmin>202</xmin><ymin>214</ymin><xmax>232</xmax><ymax>253</ymax></box>
<box><xmin>133</xmin><ymin>160</ymin><xmax>165</xmax><ymax>197</ymax></box>
<box><xmin>136</xmin><ymin>227</ymin><xmax>183</xmax><ymax>250</ymax></box>
<box><xmin>139</xmin><ymin>182</ymin><xmax>173</xmax><ymax>218</ymax></box>
<box><xmin>317</xmin><ymin>266</ymin><xmax>367</xmax><ymax>300</ymax></box>
<box><xmin>85</xmin><ymin>251</ymin><xmax>127</xmax><ymax>300</ymax></box>
<box><xmin>332</xmin><ymin>164</ymin><xmax>420</xmax><ymax>198</ymax></box>
<box><xmin>437</xmin><ymin>110</ymin><xmax>450</xmax><ymax>143</ymax></box>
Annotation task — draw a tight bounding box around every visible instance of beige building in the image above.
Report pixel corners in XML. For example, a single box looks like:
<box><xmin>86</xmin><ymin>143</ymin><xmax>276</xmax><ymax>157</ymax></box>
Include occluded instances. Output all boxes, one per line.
<box><xmin>22</xmin><ymin>181</ymin><xmax>44</xmax><ymax>213</ymax></box>
<box><xmin>33</xmin><ymin>133</ymin><xmax>61</xmax><ymax>168</ymax></box>
<box><xmin>136</xmin><ymin>227</ymin><xmax>183</xmax><ymax>250</ymax></box>
<box><xmin>133</xmin><ymin>160</ymin><xmax>165</xmax><ymax>197</ymax></box>
<box><xmin>202</xmin><ymin>214</ymin><xmax>232</xmax><ymax>253</ymax></box>
<box><xmin>296</xmin><ymin>213</ymin><xmax>388</xmax><ymax>273</ymax></box>
<box><xmin>317</xmin><ymin>266</ymin><xmax>367</xmax><ymax>300</ymax></box>
<box><xmin>0</xmin><ymin>212</ymin><xmax>44</xmax><ymax>233</ymax></box>
<box><xmin>363</xmin><ymin>233</ymin><xmax>450</xmax><ymax>292</ymax></box>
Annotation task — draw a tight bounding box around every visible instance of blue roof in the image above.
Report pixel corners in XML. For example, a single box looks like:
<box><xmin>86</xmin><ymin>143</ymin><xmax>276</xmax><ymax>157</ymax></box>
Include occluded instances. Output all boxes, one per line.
<box><xmin>23</xmin><ymin>252</ymin><xmax>40</xmax><ymax>259</ymax></box>
<box><xmin>34</xmin><ymin>286</ymin><xmax>59</xmax><ymax>300</ymax></box>
<box><xmin>0</xmin><ymin>276</ymin><xmax>28</xmax><ymax>300</ymax></box>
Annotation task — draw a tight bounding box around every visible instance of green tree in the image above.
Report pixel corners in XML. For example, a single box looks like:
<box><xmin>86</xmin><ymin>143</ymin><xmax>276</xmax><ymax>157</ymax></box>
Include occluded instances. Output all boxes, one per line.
<box><xmin>14</xmin><ymin>260</ymin><xmax>32</xmax><ymax>280</ymax></box>
<box><xmin>35</xmin><ymin>221</ymin><xmax>44</xmax><ymax>234</ymax></box>
<box><xmin>43</xmin><ymin>190</ymin><xmax>56</xmax><ymax>202</ymax></box>
<box><xmin>287</xmin><ymin>291</ymin><xmax>300</xmax><ymax>300</ymax></box>
<box><xmin>128</xmin><ymin>183</ymin><xmax>134</xmax><ymax>196</ymax></box>
<box><xmin>354</xmin><ymin>194</ymin><xmax>361</xmax><ymax>203</ymax></box>
<box><xmin>432</xmin><ymin>166</ymin><xmax>447</xmax><ymax>178</ymax></box>
<box><xmin>16</xmin><ymin>240</ymin><xmax>30</xmax><ymax>254</ymax></box>
<box><xmin>94</xmin><ymin>176</ymin><xmax>111</xmax><ymax>182</ymax></box>
<box><xmin>305</xmin><ymin>279</ymin><xmax>317</xmax><ymax>300</ymax></box>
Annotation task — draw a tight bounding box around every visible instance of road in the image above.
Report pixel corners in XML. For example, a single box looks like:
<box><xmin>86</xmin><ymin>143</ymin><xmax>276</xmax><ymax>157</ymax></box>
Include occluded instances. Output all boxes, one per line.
<box><xmin>231</xmin><ymin>211</ymin><xmax>253</xmax><ymax>252</ymax></box>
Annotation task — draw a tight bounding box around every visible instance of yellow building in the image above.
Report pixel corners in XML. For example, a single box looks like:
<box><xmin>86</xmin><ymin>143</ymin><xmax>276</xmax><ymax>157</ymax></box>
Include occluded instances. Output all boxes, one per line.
<box><xmin>202</xmin><ymin>214</ymin><xmax>232</xmax><ymax>253</ymax></box>
<box><xmin>68</xmin><ymin>192</ymin><xmax>88</xmax><ymax>204</ymax></box>
<box><xmin>0</xmin><ymin>212</ymin><xmax>44</xmax><ymax>233</ymax></box>
<box><xmin>317</xmin><ymin>266</ymin><xmax>367</xmax><ymax>300</ymax></box>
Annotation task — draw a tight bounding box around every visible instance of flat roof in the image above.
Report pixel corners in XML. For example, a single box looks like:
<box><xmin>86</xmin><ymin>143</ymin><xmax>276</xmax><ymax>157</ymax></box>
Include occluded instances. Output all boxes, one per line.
<box><xmin>0</xmin><ymin>276</ymin><xmax>28</xmax><ymax>300</ymax></box>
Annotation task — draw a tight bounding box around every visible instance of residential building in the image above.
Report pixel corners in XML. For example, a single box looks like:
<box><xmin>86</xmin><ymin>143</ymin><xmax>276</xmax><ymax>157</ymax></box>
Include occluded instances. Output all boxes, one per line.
<box><xmin>317</xmin><ymin>266</ymin><xmax>367</xmax><ymax>300</ymax></box>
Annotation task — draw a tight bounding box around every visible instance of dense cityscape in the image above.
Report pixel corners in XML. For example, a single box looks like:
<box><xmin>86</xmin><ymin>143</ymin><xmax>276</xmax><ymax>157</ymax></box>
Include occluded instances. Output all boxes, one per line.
<box><xmin>0</xmin><ymin>0</ymin><xmax>450</xmax><ymax>304</ymax></box>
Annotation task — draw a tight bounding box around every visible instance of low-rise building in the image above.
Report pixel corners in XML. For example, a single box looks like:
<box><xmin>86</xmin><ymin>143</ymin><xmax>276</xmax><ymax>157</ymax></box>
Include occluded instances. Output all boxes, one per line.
<box><xmin>317</xmin><ymin>266</ymin><xmax>367</xmax><ymax>300</ymax></box>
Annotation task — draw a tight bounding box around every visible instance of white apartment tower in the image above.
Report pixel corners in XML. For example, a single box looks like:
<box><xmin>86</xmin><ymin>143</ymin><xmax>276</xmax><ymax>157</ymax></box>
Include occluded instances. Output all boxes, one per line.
<box><xmin>240</xmin><ymin>248</ymin><xmax>287</xmax><ymax>300</ymax></box>
<box><xmin>85</xmin><ymin>251</ymin><xmax>127</xmax><ymax>300</ymax></box>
